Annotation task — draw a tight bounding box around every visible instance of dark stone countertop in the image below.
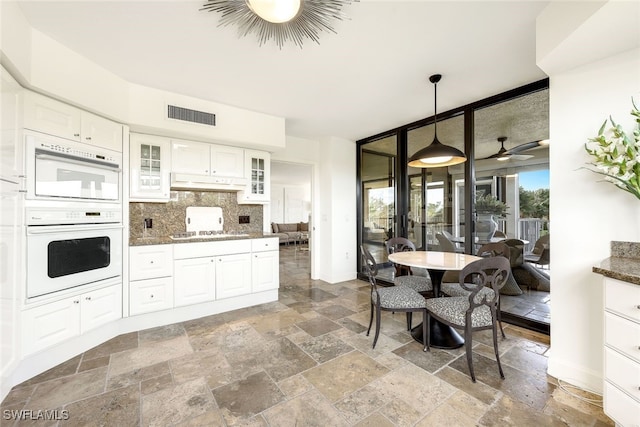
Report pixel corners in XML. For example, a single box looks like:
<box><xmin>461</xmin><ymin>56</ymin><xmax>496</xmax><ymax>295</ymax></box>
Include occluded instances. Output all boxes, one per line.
<box><xmin>593</xmin><ymin>241</ymin><xmax>640</xmax><ymax>286</ymax></box>
<box><xmin>130</xmin><ymin>233</ymin><xmax>277</xmax><ymax>247</ymax></box>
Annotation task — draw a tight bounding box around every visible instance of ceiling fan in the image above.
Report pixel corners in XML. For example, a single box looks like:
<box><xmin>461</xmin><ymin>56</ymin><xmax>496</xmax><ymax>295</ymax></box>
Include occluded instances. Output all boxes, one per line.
<box><xmin>483</xmin><ymin>136</ymin><xmax>543</xmax><ymax>161</ymax></box>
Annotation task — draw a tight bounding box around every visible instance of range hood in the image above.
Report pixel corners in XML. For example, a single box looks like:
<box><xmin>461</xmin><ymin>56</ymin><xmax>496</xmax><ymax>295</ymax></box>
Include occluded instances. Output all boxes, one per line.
<box><xmin>170</xmin><ymin>173</ymin><xmax>248</xmax><ymax>192</ymax></box>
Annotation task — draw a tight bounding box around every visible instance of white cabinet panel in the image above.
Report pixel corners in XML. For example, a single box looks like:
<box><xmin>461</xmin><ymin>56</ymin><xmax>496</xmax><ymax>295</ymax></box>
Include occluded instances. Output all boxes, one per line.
<box><xmin>216</xmin><ymin>253</ymin><xmax>252</xmax><ymax>299</ymax></box>
<box><xmin>171</xmin><ymin>140</ymin><xmax>211</xmax><ymax>175</ymax></box>
<box><xmin>251</xmin><ymin>237</ymin><xmax>279</xmax><ymax>252</ymax></box>
<box><xmin>174</xmin><ymin>257</ymin><xmax>216</xmax><ymax>307</ymax></box>
<box><xmin>130</xmin><ymin>245</ymin><xmax>173</xmax><ymax>281</ymax></box>
<box><xmin>604</xmin><ymin>381</ymin><xmax>640</xmax><ymax>427</ymax></box>
<box><xmin>23</xmin><ymin>91</ymin><xmax>122</xmax><ymax>152</ymax></box>
<box><xmin>23</xmin><ymin>90</ymin><xmax>81</xmax><ymax>142</ymax></box>
<box><xmin>130</xmin><ymin>133</ymin><xmax>171</xmax><ymax>201</ymax></box>
<box><xmin>252</xmin><ymin>251</ymin><xmax>279</xmax><ymax>293</ymax></box>
<box><xmin>130</xmin><ymin>277</ymin><xmax>173</xmax><ymax>315</ymax></box>
<box><xmin>605</xmin><ymin>311</ymin><xmax>640</xmax><ymax>363</ymax></box>
<box><xmin>80</xmin><ymin>285</ymin><xmax>122</xmax><ymax>334</ymax></box>
<box><xmin>22</xmin><ymin>298</ymin><xmax>80</xmax><ymax>355</ymax></box>
<box><xmin>210</xmin><ymin>145</ymin><xmax>244</xmax><ymax>177</ymax></box>
<box><xmin>605</xmin><ymin>277</ymin><xmax>640</xmax><ymax>323</ymax></box>
<box><xmin>22</xmin><ymin>284</ymin><xmax>122</xmax><ymax>354</ymax></box>
<box><xmin>605</xmin><ymin>347</ymin><xmax>640</xmax><ymax>402</ymax></box>
<box><xmin>80</xmin><ymin>111</ymin><xmax>122</xmax><ymax>152</ymax></box>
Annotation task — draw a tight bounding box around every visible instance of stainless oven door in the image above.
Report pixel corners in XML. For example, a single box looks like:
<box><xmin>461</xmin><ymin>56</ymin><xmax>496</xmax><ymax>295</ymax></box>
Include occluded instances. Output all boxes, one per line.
<box><xmin>26</xmin><ymin>133</ymin><xmax>121</xmax><ymax>202</ymax></box>
<box><xmin>26</xmin><ymin>224</ymin><xmax>122</xmax><ymax>298</ymax></box>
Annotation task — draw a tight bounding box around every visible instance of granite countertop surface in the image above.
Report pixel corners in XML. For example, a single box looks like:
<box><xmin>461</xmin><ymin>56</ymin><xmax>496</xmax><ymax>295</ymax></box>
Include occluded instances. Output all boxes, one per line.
<box><xmin>593</xmin><ymin>241</ymin><xmax>640</xmax><ymax>286</ymax></box>
<box><xmin>130</xmin><ymin>233</ymin><xmax>275</xmax><ymax>246</ymax></box>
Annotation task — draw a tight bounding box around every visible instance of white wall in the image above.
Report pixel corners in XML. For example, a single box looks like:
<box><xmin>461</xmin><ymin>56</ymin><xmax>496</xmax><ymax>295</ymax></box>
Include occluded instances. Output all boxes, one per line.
<box><xmin>537</xmin><ymin>1</ymin><xmax>640</xmax><ymax>393</ymax></box>
<box><xmin>318</xmin><ymin>136</ymin><xmax>357</xmax><ymax>284</ymax></box>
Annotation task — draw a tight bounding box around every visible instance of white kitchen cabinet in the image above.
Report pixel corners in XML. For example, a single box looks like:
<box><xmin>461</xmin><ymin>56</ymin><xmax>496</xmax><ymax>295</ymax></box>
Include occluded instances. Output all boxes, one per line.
<box><xmin>130</xmin><ymin>277</ymin><xmax>174</xmax><ymax>316</ymax></box>
<box><xmin>23</xmin><ymin>91</ymin><xmax>122</xmax><ymax>152</ymax></box>
<box><xmin>216</xmin><ymin>253</ymin><xmax>252</xmax><ymax>299</ymax></box>
<box><xmin>174</xmin><ymin>257</ymin><xmax>216</xmax><ymax>307</ymax></box>
<box><xmin>129</xmin><ymin>245</ymin><xmax>174</xmax><ymax>315</ymax></box>
<box><xmin>130</xmin><ymin>133</ymin><xmax>171</xmax><ymax>201</ymax></box>
<box><xmin>79</xmin><ymin>285</ymin><xmax>122</xmax><ymax>333</ymax></box>
<box><xmin>171</xmin><ymin>139</ymin><xmax>244</xmax><ymax>177</ymax></box>
<box><xmin>251</xmin><ymin>238</ymin><xmax>279</xmax><ymax>293</ymax></box>
<box><xmin>238</xmin><ymin>150</ymin><xmax>271</xmax><ymax>204</ymax></box>
<box><xmin>603</xmin><ymin>277</ymin><xmax>640</xmax><ymax>425</ymax></box>
<box><xmin>22</xmin><ymin>284</ymin><xmax>122</xmax><ymax>355</ymax></box>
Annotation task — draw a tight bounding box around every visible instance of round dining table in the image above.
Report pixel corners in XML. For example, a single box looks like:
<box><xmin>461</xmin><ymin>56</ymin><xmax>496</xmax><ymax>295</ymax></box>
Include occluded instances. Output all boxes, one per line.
<box><xmin>387</xmin><ymin>250</ymin><xmax>483</xmax><ymax>349</ymax></box>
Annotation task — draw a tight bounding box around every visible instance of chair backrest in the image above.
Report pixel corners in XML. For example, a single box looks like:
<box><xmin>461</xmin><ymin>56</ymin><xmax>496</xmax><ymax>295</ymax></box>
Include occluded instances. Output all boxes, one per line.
<box><xmin>532</xmin><ymin>234</ymin><xmax>550</xmax><ymax>255</ymax></box>
<box><xmin>360</xmin><ymin>245</ymin><xmax>379</xmax><ymax>283</ymax></box>
<box><xmin>385</xmin><ymin>237</ymin><xmax>416</xmax><ymax>255</ymax></box>
<box><xmin>476</xmin><ymin>242</ymin><xmax>510</xmax><ymax>259</ymax></box>
<box><xmin>493</xmin><ymin>230</ymin><xmax>506</xmax><ymax>238</ymax></box>
<box><xmin>436</xmin><ymin>232</ymin><xmax>457</xmax><ymax>253</ymax></box>
<box><xmin>458</xmin><ymin>257</ymin><xmax>511</xmax><ymax>309</ymax></box>
<box><xmin>502</xmin><ymin>238</ymin><xmax>525</xmax><ymax>267</ymax></box>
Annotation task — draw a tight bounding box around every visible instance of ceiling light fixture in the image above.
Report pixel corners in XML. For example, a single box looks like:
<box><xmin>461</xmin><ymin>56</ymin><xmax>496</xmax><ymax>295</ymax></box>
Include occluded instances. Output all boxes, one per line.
<box><xmin>200</xmin><ymin>0</ymin><xmax>357</xmax><ymax>49</ymax></box>
<box><xmin>408</xmin><ymin>74</ymin><xmax>467</xmax><ymax>168</ymax></box>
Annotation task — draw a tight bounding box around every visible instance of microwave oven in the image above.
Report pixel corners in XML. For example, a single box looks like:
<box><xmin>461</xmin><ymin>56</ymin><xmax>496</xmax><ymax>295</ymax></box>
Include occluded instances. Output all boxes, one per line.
<box><xmin>25</xmin><ymin>131</ymin><xmax>122</xmax><ymax>203</ymax></box>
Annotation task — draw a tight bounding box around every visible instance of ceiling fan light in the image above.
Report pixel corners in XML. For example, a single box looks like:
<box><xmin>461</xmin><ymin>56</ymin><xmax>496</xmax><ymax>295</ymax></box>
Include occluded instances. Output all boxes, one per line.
<box><xmin>538</xmin><ymin>139</ymin><xmax>550</xmax><ymax>146</ymax></box>
<box><xmin>496</xmin><ymin>155</ymin><xmax>510</xmax><ymax>161</ymax></box>
<box><xmin>246</xmin><ymin>0</ymin><xmax>302</xmax><ymax>23</ymax></box>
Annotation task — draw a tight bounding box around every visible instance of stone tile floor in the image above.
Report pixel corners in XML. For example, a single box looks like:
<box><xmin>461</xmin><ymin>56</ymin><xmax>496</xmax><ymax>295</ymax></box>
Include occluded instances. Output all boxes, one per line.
<box><xmin>1</xmin><ymin>246</ymin><xmax>612</xmax><ymax>426</ymax></box>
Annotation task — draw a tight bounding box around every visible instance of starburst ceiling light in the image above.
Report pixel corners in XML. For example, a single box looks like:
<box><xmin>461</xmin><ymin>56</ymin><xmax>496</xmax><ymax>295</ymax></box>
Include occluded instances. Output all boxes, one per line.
<box><xmin>200</xmin><ymin>0</ymin><xmax>357</xmax><ymax>49</ymax></box>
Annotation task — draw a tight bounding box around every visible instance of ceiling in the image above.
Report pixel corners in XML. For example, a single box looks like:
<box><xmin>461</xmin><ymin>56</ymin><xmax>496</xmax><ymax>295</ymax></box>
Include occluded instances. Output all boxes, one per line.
<box><xmin>16</xmin><ymin>0</ymin><xmax>550</xmax><ymax>143</ymax></box>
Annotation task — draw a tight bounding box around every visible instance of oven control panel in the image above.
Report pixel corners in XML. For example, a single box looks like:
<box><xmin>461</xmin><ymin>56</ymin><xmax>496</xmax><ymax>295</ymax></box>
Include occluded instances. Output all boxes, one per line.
<box><xmin>26</xmin><ymin>207</ymin><xmax>122</xmax><ymax>225</ymax></box>
<box><xmin>36</xmin><ymin>140</ymin><xmax>120</xmax><ymax>164</ymax></box>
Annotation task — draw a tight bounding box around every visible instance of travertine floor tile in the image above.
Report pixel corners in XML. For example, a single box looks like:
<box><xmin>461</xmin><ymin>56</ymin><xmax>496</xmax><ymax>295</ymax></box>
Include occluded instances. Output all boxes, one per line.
<box><xmin>26</xmin><ymin>367</ymin><xmax>108</xmax><ymax>411</ymax></box>
<box><xmin>63</xmin><ymin>384</ymin><xmax>139</xmax><ymax>427</ymax></box>
<box><xmin>263</xmin><ymin>390</ymin><xmax>350</xmax><ymax>427</ymax></box>
<box><xmin>109</xmin><ymin>335</ymin><xmax>193</xmax><ymax>377</ymax></box>
<box><xmin>142</xmin><ymin>377</ymin><xmax>215</xmax><ymax>426</ymax></box>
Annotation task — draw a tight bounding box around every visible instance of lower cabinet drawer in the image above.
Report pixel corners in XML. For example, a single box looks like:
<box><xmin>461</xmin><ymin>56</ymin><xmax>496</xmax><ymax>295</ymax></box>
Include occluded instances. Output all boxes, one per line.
<box><xmin>605</xmin><ymin>347</ymin><xmax>640</xmax><ymax>402</ymax></box>
<box><xmin>604</xmin><ymin>381</ymin><xmax>640</xmax><ymax>427</ymax></box>
<box><xmin>605</xmin><ymin>311</ymin><xmax>640</xmax><ymax>363</ymax></box>
<box><xmin>130</xmin><ymin>278</ymin><xmax>174</xmax><ymax>315</ymax></box>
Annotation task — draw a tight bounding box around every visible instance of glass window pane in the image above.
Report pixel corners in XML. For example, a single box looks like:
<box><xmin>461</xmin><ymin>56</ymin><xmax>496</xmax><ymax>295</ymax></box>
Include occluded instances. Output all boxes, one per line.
<box><xmin>359</xmin><ymin>135</ymin><xmax>396</xmax><ymax>280</ymax></box>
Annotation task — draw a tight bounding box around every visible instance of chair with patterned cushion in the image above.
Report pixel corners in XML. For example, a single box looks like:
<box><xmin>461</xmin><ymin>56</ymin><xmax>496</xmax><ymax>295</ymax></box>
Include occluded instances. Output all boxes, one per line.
<box><xmin>360</xmin><ymin>245</ymin><xmax>427</xmax><ymax>350</ymax></box>
<box><xmin>441</xmin><ymin>242</ymin><xmax>510</xmax><ymax>337</ymax></box>
<box><xmin>425</xmin><ymin>256</ymin><xmax>510</xmax><ymax>382</ymax></box>
<box><xmin>384</xmin><ymin>237</ymin><xmax>433</xmax><ymax>294</ymax></box>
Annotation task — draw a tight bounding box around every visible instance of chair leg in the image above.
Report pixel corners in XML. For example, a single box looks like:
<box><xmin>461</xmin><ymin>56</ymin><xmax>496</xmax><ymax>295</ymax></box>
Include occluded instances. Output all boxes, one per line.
<box><xmin>367</xmin><ymin>302</ymin><xmax>374</xmax><ymax>336</ymax></box>
<box><xmin>497</xmin><ymin>299</ymin><xmax>505</xmax><ymax>338</ymax></box>
<box><xmin>422</xmin><ymin>310</ymin><xmax>427</xmax><ymax>352</ymax></box>
<box><xmin>425</xmin><ymin>313</ymin><xmax>431</xmax><ymax>352</ymax></box>
<box><xmin>372</xmin><ymin>304</ymin><xmax>382</xmax><ymax>349</ymax></box>
<box><xmin>406</xmin><ymin>312</ymin><xmax>412</xmax><ymax>331</ymax></box>
<box><xmin>465</xmin><ymin>325</ymin><xmax>476</xmax><ymax>382</ymax></box>
<box><xmin>492</xmin><ymin>322</ymin><xmax>505</xmax><ymax>379</ymax></box>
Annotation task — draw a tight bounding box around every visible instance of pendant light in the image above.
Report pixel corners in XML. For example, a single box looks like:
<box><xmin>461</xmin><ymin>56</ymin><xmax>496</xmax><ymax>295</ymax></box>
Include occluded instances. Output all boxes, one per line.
<box><xmin>408</xmin><ymin>74</ymin><xmax>467</xmax><ymax>168</ymax></box>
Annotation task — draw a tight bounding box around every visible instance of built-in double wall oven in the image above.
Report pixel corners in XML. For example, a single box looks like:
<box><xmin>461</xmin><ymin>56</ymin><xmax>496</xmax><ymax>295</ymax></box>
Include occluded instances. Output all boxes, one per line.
<box><xmin>24</xmin><ymin>131</ymin><xmax>123</xmax><ymax>299</ymax></box>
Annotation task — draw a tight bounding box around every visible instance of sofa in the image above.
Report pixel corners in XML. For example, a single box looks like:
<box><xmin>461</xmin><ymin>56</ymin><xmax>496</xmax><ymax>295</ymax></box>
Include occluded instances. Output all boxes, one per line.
<box><xmin>271</xmin><ymin>222</ymin><xmax>309</xmax><ymax>245</ymax></box>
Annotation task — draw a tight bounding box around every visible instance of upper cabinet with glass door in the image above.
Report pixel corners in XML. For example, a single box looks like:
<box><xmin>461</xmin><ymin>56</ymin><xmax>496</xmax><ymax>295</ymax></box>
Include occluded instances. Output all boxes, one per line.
<box><xmin>130</xmin><ymin>133</ymin><xmax>171</xmax><ymax>202</ymax></box>
<box><xmin>238</xmin><ymin>150</ymin><xmax>270</xmax><ymax>204</ymax></box>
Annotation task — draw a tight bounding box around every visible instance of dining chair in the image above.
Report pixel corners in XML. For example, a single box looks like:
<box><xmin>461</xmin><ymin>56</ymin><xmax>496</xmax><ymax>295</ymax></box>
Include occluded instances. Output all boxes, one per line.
<box><xmin>360</xmin><ymin>245</ymin><xmax>427</xmax><ymax>351</ymax></box>
<box><xmin>524</xmin><ymin>234</ymin><xmax>550</xmax><ymax>268</ymax></box>
<box><xmin>436</xmin><ymin>232</ymin><xmax>463</xmax><ymax>253</ymax></box>
<box><xmin>384</xmin><ymin>237</ymin><xmax>433</xmax><ymax>294</ymax></box>
<box><xmin>440</xmin><ymin>242</ymin><xmax>510</xmax><ymax>337</ymax></box>
<box><xmin>425</xmin><ymin>256</ymin><xmax>510</xmax><ymax>382</ymax></box>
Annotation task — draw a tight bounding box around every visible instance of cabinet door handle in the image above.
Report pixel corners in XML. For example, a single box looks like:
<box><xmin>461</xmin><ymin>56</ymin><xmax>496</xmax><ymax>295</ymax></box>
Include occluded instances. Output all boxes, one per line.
<box><xmin>150</xmin><ymin>294</ymin><xmax>154</xmax><ymax>298</ymax></box>
<box><xmin>150</xmin><ymin>261</ymin><xmax>154</xmax><ymax>264</ymax></box>
<box><xmin>85</xmin><ymin>296</ymin><xmax>92</xmax><ymax>301</ymax></box>
<box><xmin>73</xmin><ymin>133</ymin><xmax>80</xmax><ymax>137</ymax></box>
<box><xmin>73</xmin><ymin>300</ymin><xmax>80</xmax><ymax>304</ymax></box>
<box><xmin>85</xmin><ymin>136</ymin><xmax>92</xmax><ymax>141</ymax></box>
<box><xmin>636</xmin><ymin>305</ymin><xmax>640</xmax><ymax>309</ymax></box>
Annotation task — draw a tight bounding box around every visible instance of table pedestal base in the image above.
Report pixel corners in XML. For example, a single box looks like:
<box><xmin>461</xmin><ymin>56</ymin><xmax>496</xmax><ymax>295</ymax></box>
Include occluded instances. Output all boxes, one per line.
<box><xmin>411</xmin><ymin>320</ymin><xmax>464</xmax><ymax>349</ymax></box>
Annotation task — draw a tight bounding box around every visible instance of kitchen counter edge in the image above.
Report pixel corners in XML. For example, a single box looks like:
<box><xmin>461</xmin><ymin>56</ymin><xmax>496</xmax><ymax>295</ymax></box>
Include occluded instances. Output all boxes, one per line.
<box><xmin>130</xmin><ymin>234</ymin><xmax>277</xmax><ymax>246</ymax></box>
<box><xmin>593</xmin><ymin>257</ymin><xmax>640</xmax><ymax>286</ymax></box>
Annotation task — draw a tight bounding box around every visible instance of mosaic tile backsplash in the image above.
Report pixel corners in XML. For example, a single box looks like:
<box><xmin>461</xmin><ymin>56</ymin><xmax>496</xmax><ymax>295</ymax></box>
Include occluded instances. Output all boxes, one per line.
<box><xmin>129</xmin><ymin>191</ymin><xmax>264</xmax><ymax>239</ymax></box>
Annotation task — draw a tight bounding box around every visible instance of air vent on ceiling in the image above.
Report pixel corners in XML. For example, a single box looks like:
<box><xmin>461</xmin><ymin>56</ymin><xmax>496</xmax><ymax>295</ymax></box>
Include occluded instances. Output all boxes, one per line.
<box><xmin>167</xmin><ymin>105</ymin><xmax>216</xmax><ymax>126</ymax></box>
